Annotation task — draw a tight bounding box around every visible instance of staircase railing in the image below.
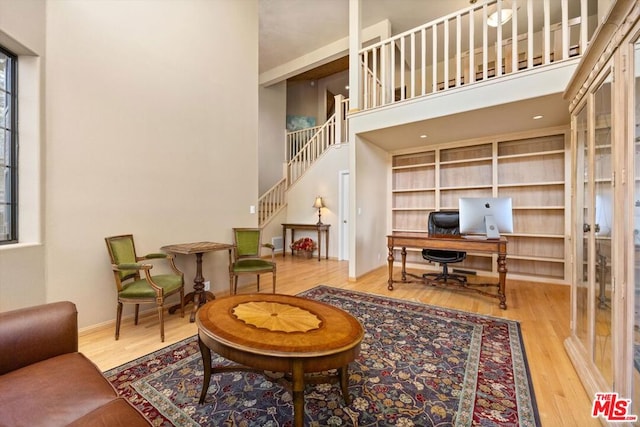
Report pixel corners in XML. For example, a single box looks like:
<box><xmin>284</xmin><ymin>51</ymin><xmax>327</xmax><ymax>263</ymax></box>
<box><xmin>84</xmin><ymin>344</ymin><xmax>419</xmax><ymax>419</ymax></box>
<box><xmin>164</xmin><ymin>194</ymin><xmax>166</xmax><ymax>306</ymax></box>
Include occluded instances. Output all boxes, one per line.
<box><xmin>359</xmin><ymin>0</ymin><xmax>592</xmax><ymax>109</ymax></box>
<box><xmin>258</xmin><ymin>177</ymin><xmax>287</xmax><ymax>226</ymax></box>
<box><xmin>286</xmin><ymin>126</ymin><xmax>322</xmax><ymax>163</ymax></box>
<box><xmin>287</xmin><ymin>113</ymin><xmax>337</xmax><ymax>186</ymax></box>
<box><xmin>258</xmin><ymin>96</ymin><xmax>349</xmax><ymax>227</ymax></box>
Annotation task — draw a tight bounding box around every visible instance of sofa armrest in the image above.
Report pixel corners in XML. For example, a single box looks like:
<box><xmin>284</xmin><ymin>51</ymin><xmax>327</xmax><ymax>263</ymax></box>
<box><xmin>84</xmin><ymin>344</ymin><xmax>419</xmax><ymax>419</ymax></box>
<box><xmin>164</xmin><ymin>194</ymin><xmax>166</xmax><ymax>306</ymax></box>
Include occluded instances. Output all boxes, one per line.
<box><xmin>0</xmin><ymin>301</ymin><xmax>78</xmax><ymax>375</ymax></box>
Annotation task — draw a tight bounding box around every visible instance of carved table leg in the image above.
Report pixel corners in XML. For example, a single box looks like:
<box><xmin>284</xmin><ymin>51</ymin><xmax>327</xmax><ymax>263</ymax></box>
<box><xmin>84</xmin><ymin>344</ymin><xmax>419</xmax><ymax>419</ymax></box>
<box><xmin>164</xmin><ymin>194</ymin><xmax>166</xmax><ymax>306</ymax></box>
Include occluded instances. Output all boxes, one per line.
<box><xmin>401</xmin><ymin>247</ymin><xmax>407</xmax><ymax>282</ymax></box>
<box><xmin>497</xmin><ymin>254</ymin><xmax>508</xmax><ymax>309</ymax></box>
<box><xmin>292</xmin><ymin>359</ymin><xmax>304</xmax><ymax>427</ymax></box>
<box><xmin>387</xmin><ymin>245</ymin><xmax>395</xmax><ymax>290</ymax></box>
<box><xmin>339</xmin><ymin>365</ymin><xmax>351</xmax><ymax>404</ymax></box>
<box><xmin>198</xmin><ymin>337</ymin><xmax>212</xmax><ymax>404</ymax></box>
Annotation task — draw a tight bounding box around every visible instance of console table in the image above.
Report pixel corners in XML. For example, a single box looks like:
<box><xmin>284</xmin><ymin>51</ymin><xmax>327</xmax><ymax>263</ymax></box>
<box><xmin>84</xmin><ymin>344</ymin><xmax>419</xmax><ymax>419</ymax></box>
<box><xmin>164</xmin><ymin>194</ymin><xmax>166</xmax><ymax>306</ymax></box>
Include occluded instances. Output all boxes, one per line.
<box><xmin>387</xmin><ymin>232</ymin><xmax>508</xmax><ymax>309</ymax></box>
<box><xmin>282</xmin><ymin>223</ymin><xmax>330</xmax><ymax>261</ymax></box>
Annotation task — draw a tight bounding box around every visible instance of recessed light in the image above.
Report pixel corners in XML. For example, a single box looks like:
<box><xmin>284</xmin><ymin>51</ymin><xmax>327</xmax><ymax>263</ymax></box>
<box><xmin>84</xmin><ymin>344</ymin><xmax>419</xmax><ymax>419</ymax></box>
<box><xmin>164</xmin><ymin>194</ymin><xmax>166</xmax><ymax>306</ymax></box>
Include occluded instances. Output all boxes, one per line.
<box><xmin>420</xmin><ymin>134</ymin><xmax>428</xmax><ymax>139</ymax></box>
<box><xmin>533</xmin><ymin>115</ymin><xmax>543</xmax><ymax>120</ymax></box>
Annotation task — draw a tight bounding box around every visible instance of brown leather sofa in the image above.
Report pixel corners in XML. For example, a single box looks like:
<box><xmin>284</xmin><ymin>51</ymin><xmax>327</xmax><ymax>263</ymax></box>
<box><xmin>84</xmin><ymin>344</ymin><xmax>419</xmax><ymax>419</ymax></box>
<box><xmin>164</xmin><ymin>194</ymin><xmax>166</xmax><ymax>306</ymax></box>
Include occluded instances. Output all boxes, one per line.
<box><xmin>0</xmin><ymin>301</ymin><xmax>151</xmax><ymax>427</ymax></box>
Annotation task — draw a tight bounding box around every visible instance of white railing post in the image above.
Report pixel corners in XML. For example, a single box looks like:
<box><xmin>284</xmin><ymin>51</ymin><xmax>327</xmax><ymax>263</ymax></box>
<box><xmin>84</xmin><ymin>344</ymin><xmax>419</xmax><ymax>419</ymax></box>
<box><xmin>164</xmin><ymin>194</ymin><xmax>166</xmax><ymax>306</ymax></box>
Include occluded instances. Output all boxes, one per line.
<box><xmin>511</xmin><ymin>0</ymin><xmax>518</xmax><ymax>73</ymax></box>
<box><xmin>561</xmin><ymin>0</ymin><xmax>569</xmax><ymax>60</ymax></box>
<box><xmin>348</xmin><ymin>0</ymin><xmax>361</xmax><ymax>112</ymax></box>
<box><xmin>543</xmin><ymin>0</ymin><xmax>551</xmax><ymax>64</ymax></box>
<box><xmin>334</xmin><ymin>94</ymin><xmax>344</xmax><ymax>144</ymax></box>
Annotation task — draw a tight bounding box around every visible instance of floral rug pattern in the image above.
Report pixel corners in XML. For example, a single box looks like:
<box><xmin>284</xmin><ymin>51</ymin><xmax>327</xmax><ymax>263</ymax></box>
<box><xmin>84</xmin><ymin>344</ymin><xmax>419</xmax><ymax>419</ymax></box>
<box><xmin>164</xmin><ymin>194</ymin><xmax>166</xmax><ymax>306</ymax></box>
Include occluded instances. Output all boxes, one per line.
<box><xmin>105</xmin><ymin>286</ymin><xmax>539</xmax><ymax>426</ymax></box>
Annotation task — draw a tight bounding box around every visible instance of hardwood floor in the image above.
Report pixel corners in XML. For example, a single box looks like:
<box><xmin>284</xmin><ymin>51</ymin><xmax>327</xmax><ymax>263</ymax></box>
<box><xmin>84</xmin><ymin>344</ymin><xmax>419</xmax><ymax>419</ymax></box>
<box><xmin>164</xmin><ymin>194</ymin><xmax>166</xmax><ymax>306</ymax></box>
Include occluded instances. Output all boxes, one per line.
<box><xmin>79</xmin><ymin>256</ymin><xmax>599</xmax><ymax>426</ymax></box>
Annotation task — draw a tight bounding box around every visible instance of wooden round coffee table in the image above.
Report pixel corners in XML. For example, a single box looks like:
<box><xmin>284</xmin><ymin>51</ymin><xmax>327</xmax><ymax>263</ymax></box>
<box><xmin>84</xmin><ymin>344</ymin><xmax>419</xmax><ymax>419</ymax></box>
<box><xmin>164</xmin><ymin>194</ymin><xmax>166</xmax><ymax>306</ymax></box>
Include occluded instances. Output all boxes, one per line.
<box><xmin>196</xmin><ymin>293</ymin><xmax>364</xmax><ymax>427</ymax></box>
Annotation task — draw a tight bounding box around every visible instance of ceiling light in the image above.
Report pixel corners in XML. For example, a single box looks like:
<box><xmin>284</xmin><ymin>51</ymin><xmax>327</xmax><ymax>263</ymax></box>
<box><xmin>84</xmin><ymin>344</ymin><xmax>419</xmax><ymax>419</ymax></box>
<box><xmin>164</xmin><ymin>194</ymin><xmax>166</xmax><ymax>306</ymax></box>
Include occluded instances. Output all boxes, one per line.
<box><xmin>533</xmin><ymin>115</ymin><xmax>543</xmax><ymax>120</ymax></box>
<box><xmin>420</xmin><ymin>134</ymin><xmax>428</xmax><ymax>139</ymax></box>
<box><xmin>487</xmin><ymin>1</ymin><xmax>518</xmax><ymax>28</ymax></box>
<box><xmin>488</xmin><ymin>9</ymin><xmax>513</xmax><ymax>27</ymax></box>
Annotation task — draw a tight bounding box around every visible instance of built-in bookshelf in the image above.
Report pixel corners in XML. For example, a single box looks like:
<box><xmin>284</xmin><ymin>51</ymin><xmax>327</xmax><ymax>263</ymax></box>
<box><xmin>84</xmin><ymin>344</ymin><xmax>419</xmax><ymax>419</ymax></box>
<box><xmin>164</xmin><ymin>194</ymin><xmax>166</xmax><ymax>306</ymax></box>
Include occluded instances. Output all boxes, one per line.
<box><xmin>391</xmin><ymin>130</ymin><xmax>569</xmax><ymax>282</ymax></box>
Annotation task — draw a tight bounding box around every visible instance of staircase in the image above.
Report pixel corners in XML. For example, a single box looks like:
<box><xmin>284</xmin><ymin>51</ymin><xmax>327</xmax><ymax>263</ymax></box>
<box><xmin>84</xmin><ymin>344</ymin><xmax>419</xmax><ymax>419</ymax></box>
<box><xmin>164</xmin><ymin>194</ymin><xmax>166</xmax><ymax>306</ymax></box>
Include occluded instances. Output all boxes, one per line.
<box><xmin>258</xmin><ymin>95</ymin><xmax>349</xmax><ymax>227</ymax></box>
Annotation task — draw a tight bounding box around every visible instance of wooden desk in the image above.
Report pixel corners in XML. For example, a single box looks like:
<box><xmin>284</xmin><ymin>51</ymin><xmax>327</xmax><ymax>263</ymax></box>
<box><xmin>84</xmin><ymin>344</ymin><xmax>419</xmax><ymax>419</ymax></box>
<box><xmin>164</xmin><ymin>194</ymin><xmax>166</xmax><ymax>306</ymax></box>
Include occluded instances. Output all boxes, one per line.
<box><xmin>197</xmin><ymin>293</ymin><xmax>363</xmax><ymax>427</ymax></box>
<box><xmin>161</xmin><ymin>241</ymin><xmax>234</xmax><ymax>322</ymax></box>
<box><xmin>282</xmin><ymin>223</ymin><xmax>330</xmax><ymax>261</ymax></box>
<box><xmin>387</xmin><ymin>232</ymin><xmax>508</xmax><ymax>309</ymax></box>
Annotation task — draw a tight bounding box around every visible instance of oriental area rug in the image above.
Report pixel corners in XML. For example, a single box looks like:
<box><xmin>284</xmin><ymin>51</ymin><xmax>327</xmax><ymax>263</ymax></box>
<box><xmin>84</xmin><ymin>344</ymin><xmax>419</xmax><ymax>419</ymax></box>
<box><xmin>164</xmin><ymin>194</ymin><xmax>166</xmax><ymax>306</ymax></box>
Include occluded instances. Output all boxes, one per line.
<box><xmin>105</xmin><ymin>285</ymin><xmax>540</xmax><ymax>426</ymax></box>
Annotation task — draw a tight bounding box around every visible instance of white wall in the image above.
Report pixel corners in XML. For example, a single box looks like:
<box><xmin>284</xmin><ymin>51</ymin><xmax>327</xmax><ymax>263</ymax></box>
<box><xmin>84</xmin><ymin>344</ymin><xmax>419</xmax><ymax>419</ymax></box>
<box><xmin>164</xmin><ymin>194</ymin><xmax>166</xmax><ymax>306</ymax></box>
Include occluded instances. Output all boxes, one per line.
<box><xmin>0</xmin><ymin>0</ymin><xmax>46</xmax><ymax>54</ymax></box>
<box><xmin>44</xmin><ymin>0</ymin><xmax>259</xmax><ymax>328</ymax></box>
<box><xmin>284</xmin><ymin>144</ymin><xmax>349</xmax><ymax>258</ymax></box>
<box><xmin>351</xmin><ymin>135</ymin><xmax>389</xmax><ymax>279</ymax></box>
<box><xmin>287</xmin><ymin>80</ymin><xmax>319</xmax><ymax>125</ymax></box>
<box><xmin>259</xmin><ymin>81</ymin><xmax>286</xmax><ymax>194</ymax></box>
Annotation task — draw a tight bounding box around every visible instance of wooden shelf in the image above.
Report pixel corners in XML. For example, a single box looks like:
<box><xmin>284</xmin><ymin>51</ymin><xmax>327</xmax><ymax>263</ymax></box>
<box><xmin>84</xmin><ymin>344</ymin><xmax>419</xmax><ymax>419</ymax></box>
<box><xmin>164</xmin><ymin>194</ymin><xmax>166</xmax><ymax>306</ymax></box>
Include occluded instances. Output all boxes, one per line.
<box><xmin>440</xmin><ymin>184</ymin><xmax>493</xmax><ymax>191</ymax></box>
<box><xmin>498</xmin><ymin>149</ymin><xmax>565</xmax><ymax>160</ymax></box>
<box><xmin>440</xmin><ymin>157</ymin><xmax>492</xmax><ymax>166</ymax></box>
<box><xmin>498</xmin><ymin>181</ymin><xmax>565</xmax><ymax>188</ymax></box>
<box><xmin>391</xmin><ymin>132</ymin><xmax>569</xmax><ymax>282</ymax></box>
<box><xmin>392</xmin><ymin>188</ymin><xmax>435</xmax><ymax>193</ymax></box>
<box><xmin>392</xmin><ymin>163</ymin><xmax>435</xmax><ymax>170</ymax></box>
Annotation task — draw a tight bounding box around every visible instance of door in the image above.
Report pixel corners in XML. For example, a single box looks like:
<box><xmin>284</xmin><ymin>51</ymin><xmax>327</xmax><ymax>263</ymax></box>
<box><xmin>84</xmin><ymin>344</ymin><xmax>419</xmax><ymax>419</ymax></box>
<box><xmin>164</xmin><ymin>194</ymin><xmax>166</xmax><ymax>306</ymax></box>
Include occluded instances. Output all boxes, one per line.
<box><xmin>631</xmin><ymin>37</ymin><xmax>640</xmax><ymax>417</ymax></box>
<box><xmin>593</xmin><ymin>75</ymin><xmax>613</xmax><ymax>386</ymax></box>
<box><xmin>573</xmin><ymin>70</ymin><xmax>614</xmax><ymax>389</ymax></box>
<box><xmin>339</xmin><ymin>170</ymin><xmax>350</xmax><ymax>260</ymax></box>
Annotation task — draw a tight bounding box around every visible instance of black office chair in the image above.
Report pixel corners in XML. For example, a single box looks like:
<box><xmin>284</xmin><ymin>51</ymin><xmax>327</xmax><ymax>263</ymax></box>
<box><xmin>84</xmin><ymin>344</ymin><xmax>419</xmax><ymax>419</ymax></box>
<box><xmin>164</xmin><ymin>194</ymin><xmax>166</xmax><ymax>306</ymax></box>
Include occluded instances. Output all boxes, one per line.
<box><xmin>422</xmin><ymin>211</ymin><xmax>467</xmax><ymax>284</ymax></box>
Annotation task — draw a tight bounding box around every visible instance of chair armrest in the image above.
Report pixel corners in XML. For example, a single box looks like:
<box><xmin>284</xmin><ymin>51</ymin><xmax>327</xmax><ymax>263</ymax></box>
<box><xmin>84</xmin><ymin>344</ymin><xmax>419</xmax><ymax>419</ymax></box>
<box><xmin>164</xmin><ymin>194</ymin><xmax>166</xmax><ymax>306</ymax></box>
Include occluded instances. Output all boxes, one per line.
<box><xmin>0</xmin><ymin>301</ymin><xmax>78</xmax><ymax>375</ymax></box>
<box><xmin>262</xmin><ymin>243</ymin><xmax>275</xmax><ymax>262</ymax></box>
<box><xmin>113</xmin><ymin>263</ymin><xmax>152</xmax><ymax>271</ymax></box>
<box><xmin>140</xmin><ymin>253</ymin><xmax>169</xmax><ymax>260</ymax></box>
<box><xmin>140</xmin><ymin>253</ymin><xmax>182</xmax><ymax>276</ymax></box>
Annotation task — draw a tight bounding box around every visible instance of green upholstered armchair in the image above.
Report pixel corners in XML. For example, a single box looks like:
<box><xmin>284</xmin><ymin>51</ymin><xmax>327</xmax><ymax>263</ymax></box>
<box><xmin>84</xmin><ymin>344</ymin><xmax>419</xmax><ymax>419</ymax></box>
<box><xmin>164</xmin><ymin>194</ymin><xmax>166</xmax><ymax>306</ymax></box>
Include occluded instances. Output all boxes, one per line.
<box><xmin>105</xmin><ymin>234</ymin><xmax>185</xmax><ymax>342</ymax></box>
<box><xmin>230</xmin><ymin>228</ymin><xmax>276</xmax><ymax>295</ymax></box>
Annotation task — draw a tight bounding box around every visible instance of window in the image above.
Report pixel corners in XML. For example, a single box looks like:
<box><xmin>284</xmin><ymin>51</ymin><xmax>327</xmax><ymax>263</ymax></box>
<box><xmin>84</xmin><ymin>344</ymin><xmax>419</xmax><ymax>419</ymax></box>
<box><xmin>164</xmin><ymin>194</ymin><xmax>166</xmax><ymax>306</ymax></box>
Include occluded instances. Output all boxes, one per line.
<box><xmin>0</xmin><ymin>46</ymin><xmax>17</xmax><ymax>244</ymax></box>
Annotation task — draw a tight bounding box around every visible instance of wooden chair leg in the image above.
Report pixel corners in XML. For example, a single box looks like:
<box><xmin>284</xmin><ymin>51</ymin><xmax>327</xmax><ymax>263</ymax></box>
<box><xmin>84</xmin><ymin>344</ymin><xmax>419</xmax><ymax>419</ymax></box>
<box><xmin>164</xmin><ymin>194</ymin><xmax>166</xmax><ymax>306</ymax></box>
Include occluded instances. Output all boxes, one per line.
<box><xmin>180</xmin><ymin>288</ymin><xmax>185</xmax><ymax>317</ymax></box>
<box><xmin>115</xmin><ymin>302</ymin><xmax>123</xmax><ymax>340</ymax></box>
<box><xmin>158</xmin><ymin>305</ymin><xmax>165</xmax><ymax>342</ymax></box>
<box><xmin>134</xmin><ymin>304</ymin><xmax>140</xmax><ymax>325</ymax></box>
<box><xmin>234</xmin><ymin>276</ymin><xmax>239</xmax><ymax>295</ymax></box>
<box><xmin>256</xmin><ymin>275</ymin><xmax>260</xmax><ymax>292</ymax></box>
<box><xmin>229</xmin><ymin>274</ymin><xmax>235</xmax><ymax>295</ymax></box>
<box><xmin>272</xmin><ymin>271</ymin><xmax>276</xmax><ymax>294</ymax></box>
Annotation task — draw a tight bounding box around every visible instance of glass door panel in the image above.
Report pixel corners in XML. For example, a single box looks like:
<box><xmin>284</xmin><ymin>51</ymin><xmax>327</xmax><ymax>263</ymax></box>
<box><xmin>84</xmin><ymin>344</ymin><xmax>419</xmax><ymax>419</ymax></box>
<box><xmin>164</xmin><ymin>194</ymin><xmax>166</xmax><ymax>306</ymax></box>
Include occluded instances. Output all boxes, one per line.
<box><xmin>575</xmin><ymin>105</ymin><xmax>589</xmax><ymax>351</ymax></box>
<box><xmin>593</xmin><ymin>76</ymin><xmax>613</xmax><ymax>386</ymax></box>
<box><xmin>633</xmin><ymin>39</ymin><xmax>640</xmax><ymax>417</ymax></box>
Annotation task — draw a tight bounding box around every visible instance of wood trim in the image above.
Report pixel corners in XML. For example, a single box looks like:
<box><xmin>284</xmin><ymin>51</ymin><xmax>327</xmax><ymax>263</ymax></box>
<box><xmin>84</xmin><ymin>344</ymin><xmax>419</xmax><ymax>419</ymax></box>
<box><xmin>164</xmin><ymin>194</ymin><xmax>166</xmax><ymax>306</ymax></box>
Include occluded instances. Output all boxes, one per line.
<box><xmin>564</xmin><ymin>0</ymin><xmax>640</xmax><ymax>109</ymax></box>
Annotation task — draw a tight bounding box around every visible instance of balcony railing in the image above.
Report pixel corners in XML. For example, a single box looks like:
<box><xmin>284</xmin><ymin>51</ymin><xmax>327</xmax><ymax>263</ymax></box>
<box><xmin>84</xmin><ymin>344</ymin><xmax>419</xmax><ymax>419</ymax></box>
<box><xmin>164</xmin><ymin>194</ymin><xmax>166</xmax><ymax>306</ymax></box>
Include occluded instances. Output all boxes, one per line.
<box><xmin>360</xmin><ymin>0</ymin><xmax>593</xmax><ymax>110</ymax></box>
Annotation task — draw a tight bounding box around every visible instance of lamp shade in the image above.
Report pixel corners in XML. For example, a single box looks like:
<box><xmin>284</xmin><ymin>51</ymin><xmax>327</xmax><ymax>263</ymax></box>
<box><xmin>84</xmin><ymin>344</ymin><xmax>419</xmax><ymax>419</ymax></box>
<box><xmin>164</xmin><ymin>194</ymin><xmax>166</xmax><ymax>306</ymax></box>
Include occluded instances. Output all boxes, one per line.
<box><xmin>313</xmin><ymin>196</ymin><xmax>325</xmax><ymax>209</ymax></box>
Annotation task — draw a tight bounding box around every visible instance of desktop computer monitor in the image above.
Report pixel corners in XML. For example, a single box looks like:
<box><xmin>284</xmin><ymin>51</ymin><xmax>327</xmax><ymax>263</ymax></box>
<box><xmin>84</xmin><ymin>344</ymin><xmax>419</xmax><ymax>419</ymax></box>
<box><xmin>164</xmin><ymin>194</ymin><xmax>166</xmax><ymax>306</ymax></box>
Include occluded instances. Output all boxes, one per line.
<box><xmin>459</xmin><ymin>197</ymin><xmax>513</xmax><ymax>239</ymax></box>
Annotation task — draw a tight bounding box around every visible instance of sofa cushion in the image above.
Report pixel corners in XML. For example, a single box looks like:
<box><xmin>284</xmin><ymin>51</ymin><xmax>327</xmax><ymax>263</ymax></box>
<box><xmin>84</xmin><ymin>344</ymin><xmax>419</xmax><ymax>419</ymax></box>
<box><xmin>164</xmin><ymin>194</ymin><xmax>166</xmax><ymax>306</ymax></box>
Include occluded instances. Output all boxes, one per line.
<box><xmin>0</xmin><ymin>352</ymin><xmax>127</xmax><ymax>427</ymax></box>
<box><xmin>67</xmin><ymin>398</ymin><xmax>150</xmax><ymax>427</ymax></box>
<box><xmin>0</xmin><ymin>301</ymin><xmax>77</xmax><ymax>375</ymax></box>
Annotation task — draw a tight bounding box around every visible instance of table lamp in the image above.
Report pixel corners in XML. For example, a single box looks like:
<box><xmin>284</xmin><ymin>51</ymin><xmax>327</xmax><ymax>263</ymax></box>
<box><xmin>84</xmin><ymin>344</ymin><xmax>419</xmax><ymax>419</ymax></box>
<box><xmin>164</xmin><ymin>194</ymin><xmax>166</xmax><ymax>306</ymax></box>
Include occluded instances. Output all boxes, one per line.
<box><xmin>313</xmin><ymin>196</ymin><xmax>325</xmax><ymax>225</ymax></box>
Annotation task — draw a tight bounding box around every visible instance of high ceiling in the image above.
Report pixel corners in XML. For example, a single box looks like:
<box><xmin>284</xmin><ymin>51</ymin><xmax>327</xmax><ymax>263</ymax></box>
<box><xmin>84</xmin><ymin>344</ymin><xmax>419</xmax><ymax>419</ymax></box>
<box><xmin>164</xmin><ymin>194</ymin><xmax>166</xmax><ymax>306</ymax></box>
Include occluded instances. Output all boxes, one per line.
<box><xmin>259</xmin><ymin>0</ymin><xmax>475</xmax><ymax>74</ymax></box>
<box><xmin>258</xmin><ymin>0</ymin><xmax>584</xmax><ymax>149</ymax></box>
